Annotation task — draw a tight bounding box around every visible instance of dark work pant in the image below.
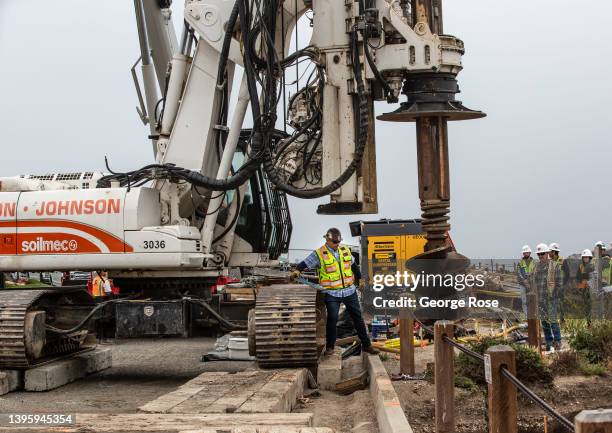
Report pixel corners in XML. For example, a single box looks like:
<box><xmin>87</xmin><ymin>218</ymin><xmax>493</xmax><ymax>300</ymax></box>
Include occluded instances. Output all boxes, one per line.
<box><xmin>541</xmin><ymin>320</ymin><xmax>561</xmax><ymax>344</ymax></box>
<box><xmin>324</xmin><ymin>291</ymin><xmax>371</xmax><ymax>349</ymax></box>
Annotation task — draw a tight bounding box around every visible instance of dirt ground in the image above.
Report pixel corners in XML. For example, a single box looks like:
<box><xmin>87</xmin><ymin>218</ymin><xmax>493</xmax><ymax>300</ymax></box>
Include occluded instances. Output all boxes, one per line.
<box><xmin>294</xmin><ymin>389</ymin><xmax>379</xmax><ymax>433</ymax></box>
<box><xmin>383</xmin><ymin>344</ymin><xmax>612</xmax><ymax>433</ymax></box>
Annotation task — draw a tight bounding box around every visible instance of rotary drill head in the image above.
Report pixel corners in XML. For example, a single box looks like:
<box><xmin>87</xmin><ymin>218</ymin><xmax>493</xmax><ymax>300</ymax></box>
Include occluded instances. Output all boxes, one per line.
<box><xmin>379</xmin><ymin>1</ymin><xmax>485</xmax><ymax>254</ymax></box>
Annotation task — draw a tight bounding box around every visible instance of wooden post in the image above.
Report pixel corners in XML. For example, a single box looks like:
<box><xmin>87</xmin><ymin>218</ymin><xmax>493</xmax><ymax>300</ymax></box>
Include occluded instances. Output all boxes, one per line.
<box><xmin>593</xmin><ymin>247</ymin><xmax>604</xmax><ymax>320</ymax></box>
<box><xmin>575</xmin><ymin>409</ymin><xmax>612</xmax><ymax>433</ymax></box>
<box><xmin>526</xmin><ymin>291</ymin><xmax>540</xmax><ymax>350</ymax></box>
<box><xmin>399</xmin><ymin>313</ymin><xmax>415</xmax><ymax>376</ymax></box>
<box><xmin>434</xmin><ymin>321</ymin><xmax>454</xmax><ymax>433</ymax></box>
<box><xmin>486</xmin><ymin>345</ymin><xmax>517</xmax><ymax>433</ymax></box>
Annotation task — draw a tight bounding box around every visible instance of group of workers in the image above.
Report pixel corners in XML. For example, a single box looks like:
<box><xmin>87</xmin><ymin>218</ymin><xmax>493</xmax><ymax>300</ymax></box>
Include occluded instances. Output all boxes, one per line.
<box><xmin>518</xmin><ymin>241</ymin><xmax>610</xmax><ymax>351</ymax></box>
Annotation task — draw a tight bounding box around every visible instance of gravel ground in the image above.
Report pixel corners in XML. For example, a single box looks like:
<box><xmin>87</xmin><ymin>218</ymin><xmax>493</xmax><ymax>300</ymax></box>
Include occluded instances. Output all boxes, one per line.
<box><xmin>0</xmin><ymin>337</ymin><xmax>254</xmax><ymax>413</ymax></box>
<box><xmin>1</xmin><ymin>337</ymin><xmax>381</xmax><ymax>433</ymax></box>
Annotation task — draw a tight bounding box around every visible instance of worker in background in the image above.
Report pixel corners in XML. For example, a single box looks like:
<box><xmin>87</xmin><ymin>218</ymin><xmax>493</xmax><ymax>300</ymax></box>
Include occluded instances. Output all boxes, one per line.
<box><xmin>530</xmin><ymin>243</ymin><xmax>562</xmax><ymax>351</ymax></box>
<box><xmin>91</xmin><ymin>271</ymin><xmax>113</xmax><ymax>299</ymax></box>
<box><xmin>599</xmin><ymin>243</ymin><xmax>611</xmax><ymax>285</ymax></box>
<box><xmin>576</xmin><ymin>249</ymin><xmax>594</xmax><ymax>324</ymax></box>
<box><xmin>292</xmin><ymin>228</ymin><xmax>379</xmax><ymax>356</ymax></box>
<box><xmin>602</xmin><ymin>244</ymin><xmax>612</xmax><ymax>319</ymax></box>
<box><xmin>517</xmin><ymin>245</ymin><xmax>535</xmax><ymax>316</ymax></box>
<box><xmin>548</xmin><ymin>243</ymin><xmax>570</xmax><ymax>322</ymax></box>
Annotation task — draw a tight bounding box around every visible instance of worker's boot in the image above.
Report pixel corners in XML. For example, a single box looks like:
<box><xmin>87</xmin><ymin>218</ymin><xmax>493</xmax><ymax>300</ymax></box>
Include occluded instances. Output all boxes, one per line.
<box><xmin>553</xmin><ymin>341</ymin><xmax>562</xmax><ymax>351</ymax></box>
<box><xmin>324</xmin><ymin>347</ymin><xmax>335</xmax><ymax>357</ymax></box>
<box><xmin>363</xmin><ymin>345</ymin><xmax>380</xmax><ymax>355</ymax></box>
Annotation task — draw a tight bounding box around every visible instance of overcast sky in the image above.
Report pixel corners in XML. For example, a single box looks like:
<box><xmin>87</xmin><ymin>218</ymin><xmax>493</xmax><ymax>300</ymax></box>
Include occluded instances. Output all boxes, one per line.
<box><xmin>1</xmin><ymin>1</ymin><xmax>611</xmax><ymax>260</ymax></box>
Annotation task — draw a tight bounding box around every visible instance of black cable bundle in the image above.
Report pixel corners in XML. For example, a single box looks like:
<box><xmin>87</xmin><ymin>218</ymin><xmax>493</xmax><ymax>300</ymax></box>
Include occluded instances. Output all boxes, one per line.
<box><xmin>101</xmin><ymin>0</ymin><xmax>373</xmax><ymax>200</ymax></box>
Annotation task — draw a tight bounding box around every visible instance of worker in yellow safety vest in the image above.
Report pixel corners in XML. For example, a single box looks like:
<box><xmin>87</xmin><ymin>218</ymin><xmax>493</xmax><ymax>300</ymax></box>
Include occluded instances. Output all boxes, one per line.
<box><xmin>292</xmin><ymin>228</ymin><xmax>379</xmax><ymax>356</ymax></box>
<box><xmin>517</xmin><ymin>245</ymin><xmax>535</xmax><ymax>315</ymax></box>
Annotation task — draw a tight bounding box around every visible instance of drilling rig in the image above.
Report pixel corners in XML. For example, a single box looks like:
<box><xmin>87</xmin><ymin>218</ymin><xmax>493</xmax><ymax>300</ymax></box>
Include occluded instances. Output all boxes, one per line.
<box><xmin>0</xmin><ymin>0</ymin><xmax>483</xmax><ymax>368</ymax></box>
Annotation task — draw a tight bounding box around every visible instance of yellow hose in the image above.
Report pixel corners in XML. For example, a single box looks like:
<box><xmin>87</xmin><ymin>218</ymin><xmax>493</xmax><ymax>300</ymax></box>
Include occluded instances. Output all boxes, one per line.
<box><xmin>373</xmin><ymin>324</ymin><xmax>520</xmax><ymax>348</ymax></box>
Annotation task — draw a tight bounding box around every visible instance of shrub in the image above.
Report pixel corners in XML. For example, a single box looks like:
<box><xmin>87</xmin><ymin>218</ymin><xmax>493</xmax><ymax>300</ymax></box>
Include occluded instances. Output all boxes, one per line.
<box><xmin>567</xmin><ymin>320</ymin><xmax>612</xmax><ymax>364</ymax></box>
<box><xmin>454</xmin><ymin>374</ymin><xmax>478</xmax><ymax>392</ymax></box>
<box><xmin>455</xmin><ymin>337</ymin><xmax>553</xmax><ymax>386</ymax></box>
<box><xmin>578</xmin><ymin>360</ymin><xmax>607</xmax><ymax>376</ymax></box>
<box><xmin>549</xmin><ymin>351</ymin><xmax>580</xmax><ymax>376</ymax></box>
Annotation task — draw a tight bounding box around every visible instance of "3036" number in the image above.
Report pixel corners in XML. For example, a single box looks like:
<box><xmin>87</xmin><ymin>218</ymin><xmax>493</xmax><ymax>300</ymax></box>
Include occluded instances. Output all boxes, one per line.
<box><xmin>143</xmin><ymin>240</ymin><xmax>166</xmax><ymax>249</ymax></box>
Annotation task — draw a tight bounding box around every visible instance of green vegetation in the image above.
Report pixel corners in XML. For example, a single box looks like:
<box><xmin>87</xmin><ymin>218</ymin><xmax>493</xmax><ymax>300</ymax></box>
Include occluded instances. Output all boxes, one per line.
<box><xmin>566</xmin><ymin>320</ymin><xmax>612</xmax><ymax>365</ymax></box>
<box><xmin>455</xmin><ymin>337</ymin><xmax>553</xmax><ymax>386</ymax></box>
<box><xmin>5</xmin><ymin>279</ymin><xmax>50</xmax><ymax>288</ymax></box>
<box><xmin>454</xmin><ymin>374</ymin><xmax>478</xmax><ymax>392</ymax></box>
<box><xmin>549</xmin><ymin>350</ymin><xmax>607</xmax><ymax>376</ymax></box>
<box><xmin>578</xmin><ymin>360</ymin><xmax>607</xmax><ymax>376</ymax></box>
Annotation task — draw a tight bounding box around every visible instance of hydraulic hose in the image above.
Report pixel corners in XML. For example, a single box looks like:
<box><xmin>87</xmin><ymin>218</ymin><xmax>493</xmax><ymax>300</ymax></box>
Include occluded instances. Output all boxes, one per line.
<box><xmin>261</xmin><ymin>29</ymin><xmax>370</xmax><ymax>198</ymax></box>
<box><xmin>184</xmin><ymin>297</ymin><xmax>247</xmax><ymax>330</ymax></box>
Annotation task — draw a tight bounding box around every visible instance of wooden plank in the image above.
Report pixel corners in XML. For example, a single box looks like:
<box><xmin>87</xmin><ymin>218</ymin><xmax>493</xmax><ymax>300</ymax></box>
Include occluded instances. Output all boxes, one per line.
<box><xmin>335</xmin><ymin>370</ymin><xmax>368</xmax><ymax>395</ymax></box>
<box><xmin>179</xmin><ymin>429</ymin><xmax>334</xmax><ymax>433</ymax></box>
<box><xmin>174</xmin><ymin>372</ymin><xmax>273</xmax><ymax>414</ymax></box>
<box><xmin>237</xmin><ymin>369</ymin><xmax>307</xmax><ymax>413</ymax></box>
<box><xmin>335</xmin><ymin>335</ymin><xmax>358</xmax><ymax>346</ymax></box>
<box><xmin>139</xmin><ymin>372</ymin><xmax>231</xmax><ymax>413</ymax></box>
<box><xmin>2</xmin><ymin>413</ymin><xmax>314</xmax><ymax>432</ymax></box>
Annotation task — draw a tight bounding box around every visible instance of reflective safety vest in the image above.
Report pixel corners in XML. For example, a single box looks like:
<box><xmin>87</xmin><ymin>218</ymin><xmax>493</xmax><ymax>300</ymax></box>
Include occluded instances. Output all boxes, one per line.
<box><xmin>577</xmin><ymin>263</ymin><xmax>591</xmax><ymax>289</ymax></box>
<box><xmin>315</xmin><ymin>244</ymin><xmax>354</xmax><ymax>290</ymax></box>
<box><xmin>91</xmin><ymin>276</ymin><xmax>107</xmax><ymax>298</ymax></box>
<box><xmin>602</xmin><ymin>257</ymin><xmax>612</xmax><ymax>285</ymax></box>
<box><xmin>519</xmin><ymin>258</ymin><xmax>535</xmax><ymax>276</ymax></box>
<box><xmin>554</xmin><ymin>256</ymin><xmax>565</xmax><ymax>280</ymax></box>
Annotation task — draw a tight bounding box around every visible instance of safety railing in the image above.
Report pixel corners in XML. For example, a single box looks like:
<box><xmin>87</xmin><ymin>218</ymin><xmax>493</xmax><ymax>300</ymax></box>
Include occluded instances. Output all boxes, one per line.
<box><xmin>432</xmin><ymin>320</ymin><xmax>610</xmax><ymax>433</ymax></box>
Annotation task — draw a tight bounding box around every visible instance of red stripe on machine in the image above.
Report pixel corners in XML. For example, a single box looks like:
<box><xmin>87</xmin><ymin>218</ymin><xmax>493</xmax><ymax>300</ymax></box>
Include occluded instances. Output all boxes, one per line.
<box><xmin>17</xmin><ymin>220</ymin><xmax>133</xmax><ymax>253</ymax></box>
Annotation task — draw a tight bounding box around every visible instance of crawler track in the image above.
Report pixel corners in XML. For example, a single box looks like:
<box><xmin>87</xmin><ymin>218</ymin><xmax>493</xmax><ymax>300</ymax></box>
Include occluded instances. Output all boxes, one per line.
<box><xmin>0</xmin><ymin>289</ymin><xmax>91</xmax><ymax>368</ymax></box>
<box><xmin>252</xmin><ymin>285</ymin><xmax>320</xmax><ymax>367</ymax></box>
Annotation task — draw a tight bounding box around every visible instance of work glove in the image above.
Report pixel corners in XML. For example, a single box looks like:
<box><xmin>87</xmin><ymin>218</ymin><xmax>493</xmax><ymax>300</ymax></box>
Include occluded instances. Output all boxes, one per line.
<box><xmin>291</xmin><ymin>270</ymin><xmax>301</xmax><ymax>281</ymax></box>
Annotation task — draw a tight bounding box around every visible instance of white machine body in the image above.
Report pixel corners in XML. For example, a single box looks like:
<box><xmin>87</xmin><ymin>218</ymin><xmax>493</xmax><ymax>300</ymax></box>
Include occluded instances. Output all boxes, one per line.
<box><xmin>0</xmin><ymin>0</ymin><xmax>470</xmax><ymax>275</ymax></box>
<box><xmin>0</xmin><ymin>187</ymin><xmax>205</xmax><ymax>271</ymax></box>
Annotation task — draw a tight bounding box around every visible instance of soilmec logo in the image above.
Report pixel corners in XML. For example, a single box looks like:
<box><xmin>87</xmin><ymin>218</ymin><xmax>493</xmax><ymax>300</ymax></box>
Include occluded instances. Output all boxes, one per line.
<box><xmin>21</xmin><ymin>237</ymin><xmax>78</xmax><ymax>253</ymax></box>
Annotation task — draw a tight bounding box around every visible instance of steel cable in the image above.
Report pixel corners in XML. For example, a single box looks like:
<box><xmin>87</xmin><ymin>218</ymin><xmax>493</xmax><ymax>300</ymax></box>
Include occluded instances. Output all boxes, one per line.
<box><xmin>500</xmin><ymin>367</ymin><xmax>575</xmax><ymax>432</ymax></box>
<box><xmin>439</xmin><ymin>334</ymin><xmax>575</xmax><ymax>432</ymax></box>
<box><xmin>442</xmin><ymin>335</ymin><xmax>485</xmax><ymax>361</ymax></box>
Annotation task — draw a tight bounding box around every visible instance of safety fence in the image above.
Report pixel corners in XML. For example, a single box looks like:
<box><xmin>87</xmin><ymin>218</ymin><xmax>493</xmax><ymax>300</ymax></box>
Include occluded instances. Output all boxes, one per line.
<box><xmin>432</xmin><ymin>320</ymin><xmax>610</xmax><ymax>433</ymax></box>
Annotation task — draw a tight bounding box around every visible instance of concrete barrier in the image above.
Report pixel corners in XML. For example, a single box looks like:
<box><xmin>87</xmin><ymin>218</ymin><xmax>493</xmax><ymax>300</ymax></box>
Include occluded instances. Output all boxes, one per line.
<box><xmin>366</xmin><ymin>354</ymin><xmax>413</xmax><ymax>433</ymax></box>
<box><xmin>24</xmin><ymin>348</ymin><xmax>112</xmax><ymax>391</ymax></box>
<box><xmin>0</xmin><ymin>370</ymin><xmax>23</xmax><ymax>395</ymax></box>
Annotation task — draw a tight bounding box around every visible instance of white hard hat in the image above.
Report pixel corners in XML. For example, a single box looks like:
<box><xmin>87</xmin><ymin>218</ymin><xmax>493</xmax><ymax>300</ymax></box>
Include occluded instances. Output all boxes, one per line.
<box><xmin>549</xmin><ymin>243</ymin><xmax>560</xmax><ymax>252</ymax></box>
<box><xmin>536</xmin><ymin>243</ymin><xmax>550</xmax><ymax>254</ymax></box>
<box><xmin>595</xmin><ymin>241</ymin><xmax>604</xmax><ymax>247</ymax></box>
<box><xmin>582</xmin><ymin>249</ymin><xmax>593</xmax><ymax>258</ymax></box>
<box><xmin>522</xmin><ymin>245</ymin><xmax>532</xmax><ymax>254</ymax></box>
